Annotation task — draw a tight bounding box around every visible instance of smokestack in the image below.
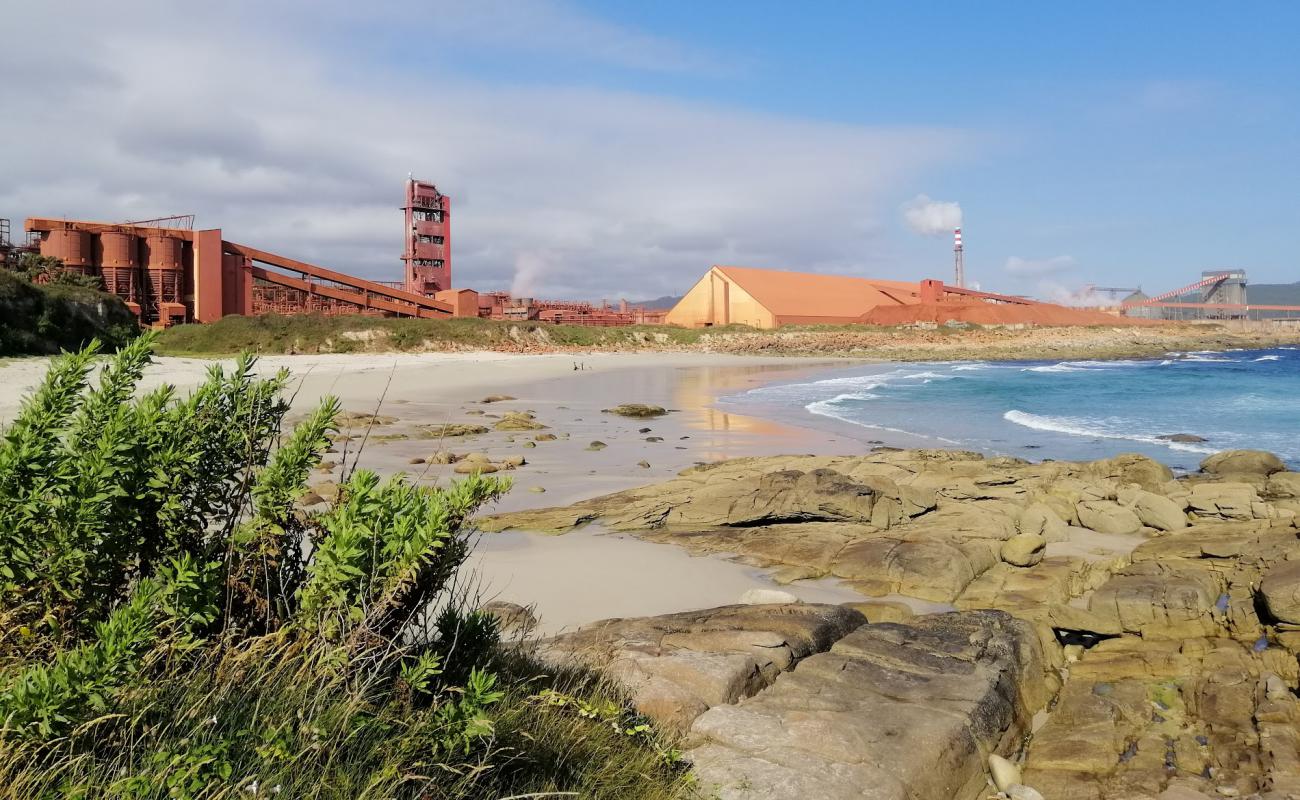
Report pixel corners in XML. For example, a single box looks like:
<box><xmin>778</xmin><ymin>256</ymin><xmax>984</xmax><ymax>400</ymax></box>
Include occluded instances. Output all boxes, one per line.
<box><xmin>953</xmin><ymin>227</ymin><xmax>964</xmax><ymax>288</ymax></box>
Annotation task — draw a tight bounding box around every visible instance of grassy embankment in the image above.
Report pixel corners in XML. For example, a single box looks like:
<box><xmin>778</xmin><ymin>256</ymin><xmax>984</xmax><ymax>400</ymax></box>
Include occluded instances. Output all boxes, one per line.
<box><xmin>0</xmin><ymin>335</ymin><xmax>688</xmax><ymax>799</ymax></box>
<box><xmin>156</xmin><ymin>311</ymin><xmax>1300</xmax><ymax>362</ymax></box>
<box><xmin>0</xmin><ymin>270</ymin><xmax>138</xmax><ymax>356</ymax></box>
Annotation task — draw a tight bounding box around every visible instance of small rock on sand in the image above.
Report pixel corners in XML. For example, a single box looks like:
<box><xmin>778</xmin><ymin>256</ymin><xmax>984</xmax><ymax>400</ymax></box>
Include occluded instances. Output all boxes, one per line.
<box><xmin>738</xmin><ymin>588</ymin><xmax>799</xmax><ymax>605</ymax></box>
<box><xmin>408</xmin><ymin>457</ymin><xmax>426</xmax><ymax>464</ymax></box>
<box><xmin>522</xmin><ymin>441</ymin><xmax>536</xmax><ymax>448</ymax></box>
<box><xmin>310</xmin><ymin>481</ymin><xmax>339</xmax><ymax>501</ymax></box>
<box><xmin>336</xmin><ymin>410</ymin><xmax>397</xmax><ymax>427</ymax></box>
<box><xmin>529</xmin><ymin>486</ymin><xmax>546</xmax><ymax>493</ymax></box>
<box><xmin>586</xmin><ymin>441</ymin><xmax>607</xmax><ymax>451</ymax></box>
<box><xmin>478</xmin><ymin>600</ymin><xmax>536</xmax><ymax>633</ymax></box>
<box><xmin>637</xmin><ymin>460</ymin><xmax>651</xmax><ymax>469</ymax></box>
<box><xmin>494</xmin><ymin>412</ymin><xmax>547</xmax><ymax>431</ymax></box>
<box><xmin>645</xmin><ymin>436</ymin><xmax>664</xmax><ymax>442</ymax></box>
<box><xmin>454</xmin><ymin>462</ymin><xmax>499</xmax><ymax>474</ymax></box>
<box><xmin>420</xmin><ymin>423</ymin><xmax>489</xmax><ymax>438</ymax></box>
<box><xmin>535</xmin><ymin>433</ymin><xmax>558</xmax><ymax>442</ymax></box>
<box><xmin>501</xmin><ymin>455</ymin><xmax>527</xmax><ymax>467</ymax></box>
<box><xmin>480</xmin><ymin>394</ymin><xmax>516</xmax><ymax>403</ymax></box>
<box><xmin>602</xmin><ymin>403</ymin><xmax>669</xmax><ymax>418</ymax></box>
<box><xmin>638</xmin><ymin>427</ymin><xmax>652</xmax><ymax>433</ymax></box>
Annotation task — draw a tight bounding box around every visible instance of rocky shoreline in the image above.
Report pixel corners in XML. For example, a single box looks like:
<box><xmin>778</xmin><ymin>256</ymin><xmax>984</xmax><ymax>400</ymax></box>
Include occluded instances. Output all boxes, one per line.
<box><xmin>484</xmin><ymin>447</ymin><xmax>1300</xmax><ymax>799</ymax></box>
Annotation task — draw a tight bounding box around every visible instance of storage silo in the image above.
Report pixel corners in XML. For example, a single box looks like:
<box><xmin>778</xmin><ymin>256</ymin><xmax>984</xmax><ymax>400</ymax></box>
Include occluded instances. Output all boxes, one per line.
<box><xmin>40</xmin><ymin>229</ymin><xmax>96</xmax><ymax>279</ymax></box>
<box><xmin>142</xmin><ymin>233</ymin><xmax>184</xmax><ymax>322</ymax></box>
<box><xmin>98</xmin><ymin>231</ymin><xmax>141</xmax><ymax>306</ymax></box>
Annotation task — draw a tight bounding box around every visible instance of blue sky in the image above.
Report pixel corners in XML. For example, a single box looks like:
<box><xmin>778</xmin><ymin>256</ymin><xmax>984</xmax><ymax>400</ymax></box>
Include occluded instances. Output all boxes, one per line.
<box><xmin>3</xmin><ymin>2</ymin><xmax>1297</xmax><ymax>300</ymax></box>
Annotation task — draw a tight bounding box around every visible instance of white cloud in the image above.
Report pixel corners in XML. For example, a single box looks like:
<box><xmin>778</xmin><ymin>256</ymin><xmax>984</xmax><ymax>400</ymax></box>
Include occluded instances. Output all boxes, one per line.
<box><xmin>1004</xmin><ymin>255</ymin><xmax>1077</xmax><ymax>276</ymax></box>
<box><xmin>901</xmin><ymin>195</ymin><xmax>963</xmax><ymax>237</ymax></box>
<box><xmin>0</xmin><ymin>2</ymin><xmax>969</xmax><ymax>300</ymax></box>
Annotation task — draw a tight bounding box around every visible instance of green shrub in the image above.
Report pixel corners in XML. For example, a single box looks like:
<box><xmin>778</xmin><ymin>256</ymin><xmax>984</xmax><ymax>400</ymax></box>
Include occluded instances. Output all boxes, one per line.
<box><xmin>0</xmin><ymin>338</ymin><xmax>688</xmax><ymax>799</ymax></box>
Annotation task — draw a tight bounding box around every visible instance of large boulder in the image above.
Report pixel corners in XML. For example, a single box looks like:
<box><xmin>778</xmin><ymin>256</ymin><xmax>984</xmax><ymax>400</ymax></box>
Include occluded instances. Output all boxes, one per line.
<box><xmin>1266</xmin><ymin>472</ymin><xmax>1300</xmax><ymax>499</ymax></box>
<box><xmin>1088</xmin><ymin>567</ymin><xmax>1223</xmax><ymax>639</ymax></box>
<box><xmin>685</xmin><ymin>611</ymin><xmax>1049</xmax><ymax>800</ymax></box>
<box><xmin>1076</xmin><ymin>500</ymin><xmax>1143</xmax><ymax>535</ymax></box>
<box><xmin>1187</xmin><ymin>482</ymin><xmax>1261</xmax><ymax>520</ymax></box>
<box><xmin>1124</xmin><ymin>488</ymin><xmax>1189</xmax><ymax>531</ymax></box>
<box><xmin>1001</xmin><ymin>532</ymin><xmax>1046</xmax><ymax>567</ymax></box>
<box><xmin>535</xmin><ymin>603</ymin><xmax>865</xmax><ymax>732</ymax></box>
<box><xmin>1200</xmin><ymin>449</ymin><xmax>1287</xmax><ymax>477</ymax></box>
<box><xmin>1261</xmin><ymin>561</ymin><xmax>1300</xmax><ymax>626</ymax></box>
<box><xmin>1089</xmin><ymin>453</ymin><xmax>1174</xmax><ymax>491</ymax></box>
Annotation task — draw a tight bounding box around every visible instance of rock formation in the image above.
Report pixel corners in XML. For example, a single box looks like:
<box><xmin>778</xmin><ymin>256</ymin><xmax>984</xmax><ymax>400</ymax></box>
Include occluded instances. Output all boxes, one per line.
<box><xmin>485</xmin><ymin>447</ymin><xmax>1300</xmax><ymax>798</ymax></box>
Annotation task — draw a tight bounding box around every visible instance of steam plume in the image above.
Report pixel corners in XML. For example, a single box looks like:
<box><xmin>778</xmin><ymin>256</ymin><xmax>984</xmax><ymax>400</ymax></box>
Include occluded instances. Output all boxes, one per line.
<box><xmin>511</xmin><ymin>251</ymin><xmax>550</xmax><ymax>297</ymax></box>
<box><xmin>902</xmin><ymin>194</ymin><xmax>963</xmax><ymax>236</ymax></box>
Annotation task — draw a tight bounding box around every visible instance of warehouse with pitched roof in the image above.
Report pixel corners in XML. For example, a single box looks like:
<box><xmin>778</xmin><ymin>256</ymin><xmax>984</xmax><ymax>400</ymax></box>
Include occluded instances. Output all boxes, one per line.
<box><xmin>663</xmin><ymin>265</ymin><xmax>921</xmax><ymax>329</ymax></box>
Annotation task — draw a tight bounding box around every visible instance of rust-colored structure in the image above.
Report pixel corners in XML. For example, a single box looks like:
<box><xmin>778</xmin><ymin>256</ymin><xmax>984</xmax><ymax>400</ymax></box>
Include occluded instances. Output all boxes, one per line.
<box><xmin>23</xmin><ymin>218</ymin><xmax>463</xmax><ymax>327</ymax></box>
<box><xmin>665</xmin><ymin>265</ymin><xmax>1159</xmax><ymax>329</ymax></box>
<box><xmin>475</xmin><ymin>292</ymin><xmax>665</xmax><ymax>326</ymax></box>
<box><xmin>402</xmin><ymin>178</ymin><xmax>451</xmax><ymax>295</ymax></box>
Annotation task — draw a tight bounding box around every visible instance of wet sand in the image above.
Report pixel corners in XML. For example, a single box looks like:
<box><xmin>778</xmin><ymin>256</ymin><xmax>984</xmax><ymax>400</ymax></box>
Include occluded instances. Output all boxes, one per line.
<box><xmin>0</xmin><ymin>351</ymin><xmax>881</xmax><ymax>634</ymax></box>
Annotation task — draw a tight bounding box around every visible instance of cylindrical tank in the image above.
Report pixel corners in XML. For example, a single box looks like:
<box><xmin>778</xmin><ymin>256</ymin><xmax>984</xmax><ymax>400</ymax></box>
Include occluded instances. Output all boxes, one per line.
<box><xmin>142</xmin><ymin>233</ymin><xmax>182</xmax><ymax>270</ymax></box>
<box><xmin>40</xmin><ymin>229</ymin><xmax>94</xmax><ymax>269</ymax></box>
<box><xmin>98</xmin><ymin>232</ymin><xmax>139</xmax><ymax>268</ymax></box>
<box><xmin>143</xmin><ymin>234</ymin><xmax>184</xmax><ymax>310</ymax></box>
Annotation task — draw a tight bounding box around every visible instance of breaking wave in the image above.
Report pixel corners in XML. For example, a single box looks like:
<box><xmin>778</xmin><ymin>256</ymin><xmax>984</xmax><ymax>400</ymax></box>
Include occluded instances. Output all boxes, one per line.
<box><xmin>1002</xmin><ymin>410</ymin><xmax>1217</xmax><ymax>454</ymax></box>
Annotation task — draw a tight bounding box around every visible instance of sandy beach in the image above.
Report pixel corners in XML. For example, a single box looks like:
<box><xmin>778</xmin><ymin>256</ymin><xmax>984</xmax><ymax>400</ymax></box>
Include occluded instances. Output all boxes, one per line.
<box><xmin>0</xmin><ymin>350</ymin><xmax>887</xmax><ymax>634</ymax></box>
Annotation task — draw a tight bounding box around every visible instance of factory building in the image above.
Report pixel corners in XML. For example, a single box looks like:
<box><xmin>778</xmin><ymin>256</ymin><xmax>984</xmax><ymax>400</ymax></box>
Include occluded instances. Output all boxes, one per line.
<box><xmin>666</xmin><ymin>264</ymin><xmax>1162</xmax><ymax>329</ymax></box>
<box><xmin>402</xmin><ymin>179</ymin><xmax>452</xmax><ymax>295</ymax></box>
<box><xmin>664</xmin><ymin>265</ymin><xmax>923</xmax><ymax>328</ymax></box>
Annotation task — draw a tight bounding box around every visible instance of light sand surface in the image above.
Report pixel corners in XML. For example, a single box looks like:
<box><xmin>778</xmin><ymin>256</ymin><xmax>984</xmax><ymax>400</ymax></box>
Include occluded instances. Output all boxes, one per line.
<box><xmin>0</xmin><ymin>351</ymin><xmax>879</xmax><ymax>634</ymax></box>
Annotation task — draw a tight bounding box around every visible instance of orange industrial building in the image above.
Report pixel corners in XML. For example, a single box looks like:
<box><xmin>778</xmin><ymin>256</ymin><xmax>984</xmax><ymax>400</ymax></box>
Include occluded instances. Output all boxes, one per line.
<box><xmin>665</xmin><ymin>264</ymin><xmax>1158</xmax><ymax>329</ymax></box>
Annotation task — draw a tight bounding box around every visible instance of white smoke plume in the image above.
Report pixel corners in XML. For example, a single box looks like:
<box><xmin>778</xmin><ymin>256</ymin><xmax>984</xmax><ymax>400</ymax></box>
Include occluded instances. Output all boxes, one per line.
<box><xmin>902</xmin><ymin>194</ymin><xmax>963</xmax><ymax>236</ymax></box>
<box><xmin>1037</xmin><ymin>281</ymin><xmax>1112</xmax><ymax>307</ymax></box>
<box><xmin>511</xmin><ymin>251</ymin><xmax>550</xmax><ymax>298</ymax></box>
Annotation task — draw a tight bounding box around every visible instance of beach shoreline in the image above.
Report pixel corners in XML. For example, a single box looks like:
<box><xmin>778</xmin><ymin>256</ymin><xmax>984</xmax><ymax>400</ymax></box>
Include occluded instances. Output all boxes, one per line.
<box><xmin>0</xmin><ymin>350</ymin><xmax>889</xmax><ymax>635</ymax></box>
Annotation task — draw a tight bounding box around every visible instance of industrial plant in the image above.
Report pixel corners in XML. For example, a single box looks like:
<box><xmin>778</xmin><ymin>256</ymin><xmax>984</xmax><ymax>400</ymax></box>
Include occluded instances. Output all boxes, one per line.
<box><xmin>2</xmin><ymin>179</ymin><xmax>1298</xmax><ymax>330</ymax></box>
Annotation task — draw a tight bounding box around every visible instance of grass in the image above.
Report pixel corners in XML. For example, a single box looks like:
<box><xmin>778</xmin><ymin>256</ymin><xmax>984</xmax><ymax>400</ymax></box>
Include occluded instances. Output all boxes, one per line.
<box><xmin>156</xmin><ymin>313</ymin><xmax>760</xmax><ymax>356</ymax></box>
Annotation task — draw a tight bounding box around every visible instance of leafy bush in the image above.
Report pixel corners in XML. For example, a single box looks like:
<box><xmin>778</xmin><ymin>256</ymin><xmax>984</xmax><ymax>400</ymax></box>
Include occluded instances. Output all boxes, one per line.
<box><xmin>0</xmin><ymin>338</ymin><xmax>687</xmax><ymax>798</ymax></box>
<box><xmin>0</xmin><ymin>269</ymin><xmax>137</xmax><ymax>356</ymax></box>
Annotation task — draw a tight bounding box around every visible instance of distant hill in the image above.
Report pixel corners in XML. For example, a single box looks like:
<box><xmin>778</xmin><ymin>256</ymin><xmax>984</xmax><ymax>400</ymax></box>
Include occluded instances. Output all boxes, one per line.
<box><xmin>630</xmin><ymin>295</ymin><xmax>682</xmax><ymax>310</ymax></box>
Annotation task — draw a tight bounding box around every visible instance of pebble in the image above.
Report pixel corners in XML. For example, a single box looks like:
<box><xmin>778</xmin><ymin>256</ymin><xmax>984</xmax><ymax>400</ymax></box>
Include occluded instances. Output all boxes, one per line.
<box><xmin>988</xmin><ymin>754</ymin><xmax>1020</xmax><ymax>792</ymax></box>
<box><xmin>637</xmin><ymin>460</ymin><xmax>651</xmax><ymax>468</ymax></box>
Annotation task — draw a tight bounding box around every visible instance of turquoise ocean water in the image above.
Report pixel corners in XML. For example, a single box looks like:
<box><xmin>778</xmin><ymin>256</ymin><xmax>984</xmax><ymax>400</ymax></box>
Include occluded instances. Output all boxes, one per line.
<box><xmin>722</xmin><ymin>347</ymin><xmax>1300</xmax><ymax>472</ymax></box>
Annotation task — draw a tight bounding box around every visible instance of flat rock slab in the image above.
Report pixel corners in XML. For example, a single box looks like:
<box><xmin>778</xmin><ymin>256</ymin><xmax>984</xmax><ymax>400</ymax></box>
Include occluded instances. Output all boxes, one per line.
<box><xmin>685</xmin><ymin>610</ymin><xmax>1048</xmax><ymax>800</ymax></box>
<box><xmin>536</xmin><ymin>603</ymin><xmax>866</xmax><ymax>732</ymax></box>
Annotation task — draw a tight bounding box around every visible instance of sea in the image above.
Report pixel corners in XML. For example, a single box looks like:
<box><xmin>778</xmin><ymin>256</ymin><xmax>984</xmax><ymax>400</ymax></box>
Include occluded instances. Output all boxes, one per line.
<box><xmin>722</xmin><ymin>347</ymin><xmax>1300</xmax><ymax>472</ymax></box>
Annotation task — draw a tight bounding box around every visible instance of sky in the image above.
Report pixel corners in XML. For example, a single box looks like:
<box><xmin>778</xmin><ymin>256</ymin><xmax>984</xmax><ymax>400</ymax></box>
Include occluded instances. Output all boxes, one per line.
<box><xmin>2</xmin><ymin>1</ymin><xmax>1297</xmax><ymax>302</ymax></box>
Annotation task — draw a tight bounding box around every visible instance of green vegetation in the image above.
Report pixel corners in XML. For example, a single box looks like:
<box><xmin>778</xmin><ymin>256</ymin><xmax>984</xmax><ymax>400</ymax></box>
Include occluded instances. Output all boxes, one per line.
<box><xmin>156</xmin><ymin>312</ymin><xmax>747</xmax><ymax>355</ymax></box>
<box><xmin>0</xmin><ymin>269</ymin><xmax>138</xmax><ymax>356</ymax></box>
<box><xmin>0</xmin><ymin>336</ymin><xmax>688</xmax><ymax>799</ymax></box>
